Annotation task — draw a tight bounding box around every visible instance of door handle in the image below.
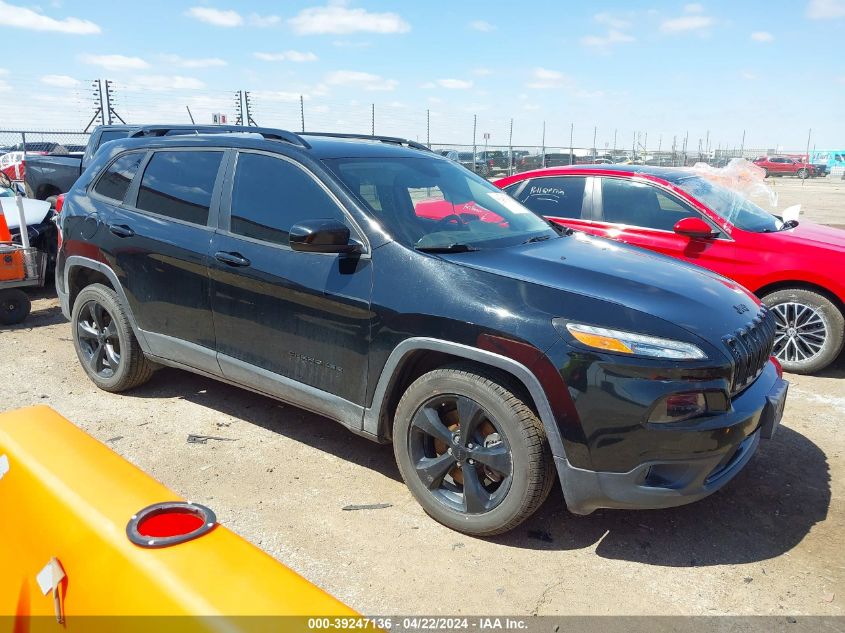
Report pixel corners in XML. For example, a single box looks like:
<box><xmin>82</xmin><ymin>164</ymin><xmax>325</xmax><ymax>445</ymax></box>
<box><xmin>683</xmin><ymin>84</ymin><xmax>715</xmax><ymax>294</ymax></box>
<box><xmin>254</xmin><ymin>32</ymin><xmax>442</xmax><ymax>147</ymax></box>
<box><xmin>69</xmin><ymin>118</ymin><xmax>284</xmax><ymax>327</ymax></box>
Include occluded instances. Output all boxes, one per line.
<box><xmin>214</xmin><ymin>251</ymin><xmax>251</xmax><ymax>267</ymax></box>
<box><xmin>108</xmin><ymin>224</ymin><xmax>135</xmax><ymax>238</ymax></box>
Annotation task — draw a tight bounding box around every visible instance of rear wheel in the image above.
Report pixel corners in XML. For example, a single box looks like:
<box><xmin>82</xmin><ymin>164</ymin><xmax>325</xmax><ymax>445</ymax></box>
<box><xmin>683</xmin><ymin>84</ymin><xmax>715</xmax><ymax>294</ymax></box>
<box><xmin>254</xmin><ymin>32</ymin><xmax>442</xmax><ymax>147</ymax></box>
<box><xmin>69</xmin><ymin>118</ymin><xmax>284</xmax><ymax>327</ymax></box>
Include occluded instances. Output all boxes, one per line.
<box><xmin>393</xmin><ymin>364</ymin><xmax>554</xmax><ymax>536</ymax></box>
<box><xmin>0</xmin><ymin>289</ymin><xmax>31</xmax><ymax>325</ymax></box>
<box><xmin>763</xmin><ymin>288</ymin><xmax>845</xmax><ymax>374</ymax></box>
<box><xmin>797</xmin><ymin>168</ymin><xmax>809</xmax><ymax>180</ymax></box>
<box><xmin>71</xmin><ymin>283</ymin><xmax>155</xmax><ymax>391</ymax></box>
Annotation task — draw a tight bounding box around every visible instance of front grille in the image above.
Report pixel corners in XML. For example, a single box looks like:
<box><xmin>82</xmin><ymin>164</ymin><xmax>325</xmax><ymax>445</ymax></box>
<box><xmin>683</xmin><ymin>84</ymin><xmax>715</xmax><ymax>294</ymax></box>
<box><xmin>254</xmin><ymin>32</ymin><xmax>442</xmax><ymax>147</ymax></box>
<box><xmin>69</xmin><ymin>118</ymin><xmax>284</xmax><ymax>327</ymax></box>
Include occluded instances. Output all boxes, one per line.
<box><xmin>722</xmin><ymin>308</ymin><xmax>777</xmax><ymax>394</ymax></box>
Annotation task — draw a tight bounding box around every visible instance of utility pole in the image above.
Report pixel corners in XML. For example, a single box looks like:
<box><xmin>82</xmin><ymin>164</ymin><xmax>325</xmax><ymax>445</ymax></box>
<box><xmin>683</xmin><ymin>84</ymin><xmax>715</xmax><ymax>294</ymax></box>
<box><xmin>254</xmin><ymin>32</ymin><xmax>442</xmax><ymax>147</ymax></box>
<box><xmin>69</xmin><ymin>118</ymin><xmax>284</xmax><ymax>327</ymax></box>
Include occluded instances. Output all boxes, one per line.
<box><xmin>540</xmin><ymin>120</ymin><xmax>546</xmax><ymax>168</ymax></box>
<box><xmin>300</xmin><ymin>95</ymin><xmax>305</xmax><ymax>132</ymax></box>
<box><xmin>371</xmin><ymin>103</ymin><xmax>375</xmax><ymax>136</ymax></box>
<box><xmin>740</xmin><ymin>129</ymin><xmax>746</xmax><ymax>157</ymax></box>
<box><xmin>244</xmin><ymin>91</ymin><xmax>257</xmax><ymax>126</ymax></box>
<box><xmin>472</xmin><ymin>114</ymin><xmax>478</xmax><ymax>172</ymax></box>
<box><xmin>234</xmin><ymin>90</ymin><xmax>244</xmax><ymax>125</ymax></box>
<box><xmin>508</xmin><ymin>118</ymin><xmax>514</xmax><ymax>176</ymax></box>
<box><xmin>569</xmin><ymin>122</ymin><xmax>574</xmax><ymax>165</ymax></box>
<box><xmin>84</xmin><ymin>80</ymin><xmax>105</xmax><ymax>132</ymax></box>
<box><xmin>103</xmin><ymin>80</ymin><xmax>124</xmax><ymax>124</ymax></box>
<box><xmin>612</xmin><ymin>128</ymin><xmax>617</xmax><ymax>158</ymax></box>
<box><xmin>592</xmin><ymin>126</ymin><xmax>597</xmax><ymax>160</ymax></box>
<box><xmin>426</xmin><ymin>109</ymin><xmax>431</xmax><ymax>148</ymax></box>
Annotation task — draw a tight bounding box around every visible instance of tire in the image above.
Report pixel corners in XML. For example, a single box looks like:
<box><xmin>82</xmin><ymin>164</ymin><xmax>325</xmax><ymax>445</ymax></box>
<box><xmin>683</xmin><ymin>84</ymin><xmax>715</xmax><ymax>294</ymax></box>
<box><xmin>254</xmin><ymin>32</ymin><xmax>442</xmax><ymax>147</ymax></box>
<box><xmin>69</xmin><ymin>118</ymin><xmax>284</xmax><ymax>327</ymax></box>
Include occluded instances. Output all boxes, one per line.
<box><xmin>0</xmin><ymin>289</ymin><xmax>31</xmax><ymax>325</ymax></box>
<box><xmin>393</xmin><ymin>363</ymin><xmax>554</xmax><ymax>536</ymax></box>
<box><xmin>762</xmin><ymin>168</ymin><xmax>769</xmax><ymax>178</ymax></box>
<box><xmin>45</xmin><ymin>195</ymin><xmax>58</xmax><ymax>209</ymax></box>
<box><xmin>71</xmin><ymin>283</ymin><xmax>155</xmax><ymax>391</ymax></box>
<box><xmin>24</xmin><ymin>182</ymin><xmax>35</xmax><ymax>199</ymax></box>
<box><xmin>763</xmin><ymin>288</ymin><xmax>845</xmax><ymax>374</ymax></box>
<box><xmin>797</xmin><ymin>169</ymin><xmax>809</xmax><ymax>180</ymax></box>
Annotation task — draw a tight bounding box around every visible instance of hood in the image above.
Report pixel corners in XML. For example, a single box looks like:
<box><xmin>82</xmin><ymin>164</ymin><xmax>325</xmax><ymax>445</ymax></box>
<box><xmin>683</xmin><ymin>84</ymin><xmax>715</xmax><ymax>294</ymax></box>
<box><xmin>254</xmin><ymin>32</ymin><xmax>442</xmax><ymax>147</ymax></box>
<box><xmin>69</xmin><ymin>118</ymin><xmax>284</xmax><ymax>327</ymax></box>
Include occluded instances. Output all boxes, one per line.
<box><xmin>445</xmin><ymin>232</ymin><xmax>762</xmax><ymax>344</ymax></box>
<box><xmin>770</xmin><ymin>221</ymin><xmax>845</xmax><ymax>252</ymax></box>
<box><xmin>0</xmin><ymin>197</ymin><xmax>51</xmax><ymax>230</ymax></box>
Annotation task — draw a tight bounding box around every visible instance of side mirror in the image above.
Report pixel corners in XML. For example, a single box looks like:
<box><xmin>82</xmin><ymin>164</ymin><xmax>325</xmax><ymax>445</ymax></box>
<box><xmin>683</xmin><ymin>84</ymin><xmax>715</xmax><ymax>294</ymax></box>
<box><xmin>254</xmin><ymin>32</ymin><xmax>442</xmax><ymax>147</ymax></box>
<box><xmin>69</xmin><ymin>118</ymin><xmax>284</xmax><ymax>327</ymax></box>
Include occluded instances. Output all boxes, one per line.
<box><xmin>673</xmin><ymin>217</ymin><xmax>715</xmax><ymax>239</ymax></box>
<box><xmin>289</xmin><ymin>219</ymin><xmax>362</xmax><ymax>254</ymax></box>
<box><xmin>0</xmin><ymin>172</ymin><xmax>11</xmax><ymax>189</ymax></box>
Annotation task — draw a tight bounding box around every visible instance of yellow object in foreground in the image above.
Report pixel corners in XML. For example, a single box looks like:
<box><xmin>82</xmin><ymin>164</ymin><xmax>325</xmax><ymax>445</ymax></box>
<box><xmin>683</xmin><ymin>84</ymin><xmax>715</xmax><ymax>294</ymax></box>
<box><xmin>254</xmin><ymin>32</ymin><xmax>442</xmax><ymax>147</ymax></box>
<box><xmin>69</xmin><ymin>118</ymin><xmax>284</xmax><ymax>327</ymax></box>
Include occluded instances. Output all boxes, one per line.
<box><xmin>0</xmin><ymin>405</ymin><xmax>355</xmax><ymax>623</ymax></box>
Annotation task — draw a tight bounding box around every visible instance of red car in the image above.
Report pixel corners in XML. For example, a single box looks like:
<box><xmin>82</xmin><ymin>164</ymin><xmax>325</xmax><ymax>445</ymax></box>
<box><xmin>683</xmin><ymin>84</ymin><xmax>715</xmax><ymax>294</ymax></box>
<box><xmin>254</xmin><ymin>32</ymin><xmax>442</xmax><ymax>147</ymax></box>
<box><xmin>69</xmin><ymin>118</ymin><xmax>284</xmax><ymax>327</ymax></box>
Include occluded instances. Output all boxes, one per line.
<box><xmin>495</xmin><ymin>165</ymin><xmax>845</xmax><ymax>374</ymax></box>
<box><xmin>752</xmin><ymin>156</ymin><xmax>815</xmax><ymax>179</ymax></box>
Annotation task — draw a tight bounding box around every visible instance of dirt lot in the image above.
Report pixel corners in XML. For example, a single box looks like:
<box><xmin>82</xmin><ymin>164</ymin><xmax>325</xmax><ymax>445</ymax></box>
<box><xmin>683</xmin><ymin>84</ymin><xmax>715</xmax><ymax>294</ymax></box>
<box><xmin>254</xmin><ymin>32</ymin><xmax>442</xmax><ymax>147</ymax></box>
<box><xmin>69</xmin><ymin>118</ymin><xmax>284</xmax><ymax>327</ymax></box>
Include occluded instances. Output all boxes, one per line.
<box><xmin>1</xmin><ymin>177</ymin><xmax>843</xmax><ymax>616</ymax></box>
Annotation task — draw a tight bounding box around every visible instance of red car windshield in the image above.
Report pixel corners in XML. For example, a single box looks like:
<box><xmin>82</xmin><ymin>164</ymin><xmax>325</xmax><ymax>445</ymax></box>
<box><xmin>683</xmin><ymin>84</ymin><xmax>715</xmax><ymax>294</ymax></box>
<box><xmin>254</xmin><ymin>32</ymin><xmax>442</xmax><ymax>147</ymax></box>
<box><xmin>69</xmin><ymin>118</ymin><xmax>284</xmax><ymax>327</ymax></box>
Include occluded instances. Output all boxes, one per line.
<box><xmin>676</xmin><ymin>176</ymin><xmax>782</xmax><ymax>233</ymax></box>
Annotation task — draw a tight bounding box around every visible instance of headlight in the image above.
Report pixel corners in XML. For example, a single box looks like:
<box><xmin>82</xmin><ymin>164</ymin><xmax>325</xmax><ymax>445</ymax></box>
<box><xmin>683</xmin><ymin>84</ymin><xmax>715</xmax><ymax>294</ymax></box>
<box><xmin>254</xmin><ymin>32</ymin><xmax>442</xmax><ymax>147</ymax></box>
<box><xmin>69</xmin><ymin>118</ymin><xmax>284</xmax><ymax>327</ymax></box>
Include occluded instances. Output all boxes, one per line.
<box><xmin>555</xmin><ymin>320</ymin><xmax>706</xmax><ymax>360</ymax></box>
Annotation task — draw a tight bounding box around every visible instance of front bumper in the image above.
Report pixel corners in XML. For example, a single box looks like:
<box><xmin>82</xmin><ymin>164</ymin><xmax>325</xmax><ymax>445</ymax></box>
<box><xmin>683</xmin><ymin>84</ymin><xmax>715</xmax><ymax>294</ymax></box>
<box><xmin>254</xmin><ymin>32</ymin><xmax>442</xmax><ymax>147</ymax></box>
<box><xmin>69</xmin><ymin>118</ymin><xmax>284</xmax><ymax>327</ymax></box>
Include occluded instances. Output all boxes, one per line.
<box><xmin>557</xmin><ymin>362</ymin><xmax>788</xmax><ymax>515</ymax></box>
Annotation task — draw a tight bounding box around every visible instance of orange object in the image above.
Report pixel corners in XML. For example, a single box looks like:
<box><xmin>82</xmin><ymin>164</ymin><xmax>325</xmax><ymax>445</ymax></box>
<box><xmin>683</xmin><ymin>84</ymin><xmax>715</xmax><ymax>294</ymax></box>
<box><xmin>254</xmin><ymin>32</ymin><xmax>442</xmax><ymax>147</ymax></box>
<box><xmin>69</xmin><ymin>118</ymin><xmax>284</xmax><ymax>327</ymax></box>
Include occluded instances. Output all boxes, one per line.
<box><xmin>0</xmin><ymin>245</ymin><xmax>25</xmax><ymax>282</ymax></box>
<box><xmin>0</xmin><ymin>205</ymin><xmax>11</xmax><ymax>242</ymax></box>
<box><xmin>0</xmin><ymin>406</ymin><xmax>356</xmax><ymax>624</ymax></box>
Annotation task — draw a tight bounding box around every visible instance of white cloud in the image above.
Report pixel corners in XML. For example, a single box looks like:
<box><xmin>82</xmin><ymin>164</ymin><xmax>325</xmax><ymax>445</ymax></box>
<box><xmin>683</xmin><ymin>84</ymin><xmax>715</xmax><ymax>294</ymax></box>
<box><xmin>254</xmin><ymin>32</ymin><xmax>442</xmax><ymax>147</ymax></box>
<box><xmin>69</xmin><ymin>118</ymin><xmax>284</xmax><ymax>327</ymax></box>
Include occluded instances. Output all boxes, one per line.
<box><xmin>437</xmin><ymin>78</ymin><xmax>473</xmax><ymax>90</ymax></box>
<box><xmin>581</xmin><ymin>29</ymin><xmax>635</xmax><ymax>50</ymax></box>
<box><xmin>526</xmin><ymin>67</ymin><xmax>570</xmax><ymax>89</ymax></box>
<box><xmin>684</xmin><ymin>3</ymin><xmax>705</xmax><ymax>13</ymax></box>
<box><xmin>0</xmin><ymin>0</ymin><xmax>100</xmax><ymax>34</ymax></box>
<box><xmin>254</xmin><ymin>51</ymin><xmax>318</xmax><ymax>62</ymax></box>
<box><xmin>750</xmin><ymin>31</ymin><xmax>774</xmax><ymax>42</ymax></box>
<box><xmin>160</xmin><ymin>54</ymin><xmax>227</xmax><ymax>68</ymax></box>
<box><xmin>468</xmin><ymin>20</ymin><xmax>496</xmax><ymax>32</ymax></box>
<box><xmin>40</xmin><ymin>74</ymin><xmax>80</xmax><ymax>87</ymax></box>
<box><xmin>325</xmin><ymin>70</ymin><xmax>397</xmax><ymax>91</ymax></box>
<box><xmin>594</xmin><ymin>11</ymin><xmax>632</xmax><ymax>29</ymax></box>
<box><xmin>289</xmin><ymin>4</ymin><xmax>409</xmax><ymax>34</ymax></box>
<box><xmin>127</xmin><ymin>75</ymin><xmax>206</xmax><ymax>91</ymax></box>
<box><xmin>660</xmin><ymin>14</ymin><xmax>714</xmax><ymax>32</ymax></box>
<box><xmin>78</xmin><ymin>54</ymin><xmax>149</xmax><ymax>70</ymax></box>
<box><xmin>247</xmin><ymin>13</ymin><xmax>280</xmax><ymax>27</ymax></box>
<box><xmin>0</xmin><ymin>68</ymin><xmax>9</xmax><ymax>93</ymax></box>
<box><xmin>185</xmin><ymin>7</ymin><xmax>243</xmax><ymax>27</ymax></box>
<box><xmin>807</xmin><ymin>0</ymin><xmax>845</xmax><ymax>18</ymax></box>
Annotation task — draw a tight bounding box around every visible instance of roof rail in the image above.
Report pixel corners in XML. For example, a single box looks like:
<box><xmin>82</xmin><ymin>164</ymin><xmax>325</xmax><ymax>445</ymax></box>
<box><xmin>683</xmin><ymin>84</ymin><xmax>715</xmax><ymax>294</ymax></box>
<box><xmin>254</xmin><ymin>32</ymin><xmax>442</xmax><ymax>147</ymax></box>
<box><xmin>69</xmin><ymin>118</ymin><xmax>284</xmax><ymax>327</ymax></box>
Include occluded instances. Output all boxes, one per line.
<box><xmin>129</xmin><ymin>125</ymin><xmax>311</xmax><ymax>149</ymax></box>
<box><xmin>302</xmin><ymin>132</ymin><xmax>431</xmax><ymax>153</ymax></box>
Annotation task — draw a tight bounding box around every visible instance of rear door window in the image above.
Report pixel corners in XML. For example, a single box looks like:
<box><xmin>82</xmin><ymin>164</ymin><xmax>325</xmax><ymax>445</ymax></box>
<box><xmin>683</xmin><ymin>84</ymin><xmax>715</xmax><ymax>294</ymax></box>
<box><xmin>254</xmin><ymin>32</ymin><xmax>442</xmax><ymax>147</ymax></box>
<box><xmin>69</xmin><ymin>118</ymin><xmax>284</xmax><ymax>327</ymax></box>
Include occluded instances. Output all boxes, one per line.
<box><xmin>511</xmin><ymin>176</ymin><xmax>587</xmax><ymax>219</ymax></box>
<box><xmin>136</xmin><ymin>151</ymin><xmax>223</xmax><ymax>225</ymax></box>
<box><xmin>93</xmin><ymin>152</ymin><xmax>145</xmax><ymax>203</ymax></box>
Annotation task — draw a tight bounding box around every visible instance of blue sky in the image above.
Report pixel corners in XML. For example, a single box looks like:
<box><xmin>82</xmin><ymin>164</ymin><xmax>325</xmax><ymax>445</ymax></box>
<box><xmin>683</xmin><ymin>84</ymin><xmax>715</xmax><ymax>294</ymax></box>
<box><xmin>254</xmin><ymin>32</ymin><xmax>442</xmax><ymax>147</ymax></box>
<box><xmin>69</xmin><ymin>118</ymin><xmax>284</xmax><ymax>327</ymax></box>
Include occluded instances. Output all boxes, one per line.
<box><xmin>1</xmin><ymin>0</ymin><xmax>844</xmax><ymax>150</ymax></box>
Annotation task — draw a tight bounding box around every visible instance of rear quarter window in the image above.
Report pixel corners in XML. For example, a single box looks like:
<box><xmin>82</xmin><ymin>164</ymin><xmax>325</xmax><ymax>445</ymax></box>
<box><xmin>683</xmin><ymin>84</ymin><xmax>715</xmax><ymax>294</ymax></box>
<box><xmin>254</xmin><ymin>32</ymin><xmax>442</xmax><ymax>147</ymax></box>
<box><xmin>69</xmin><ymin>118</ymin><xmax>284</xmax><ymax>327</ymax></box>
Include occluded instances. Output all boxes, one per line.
<box><xmin>92</xmin><ymin>152</ymin><xmax>145</xmax><ymax>203</ymax></box>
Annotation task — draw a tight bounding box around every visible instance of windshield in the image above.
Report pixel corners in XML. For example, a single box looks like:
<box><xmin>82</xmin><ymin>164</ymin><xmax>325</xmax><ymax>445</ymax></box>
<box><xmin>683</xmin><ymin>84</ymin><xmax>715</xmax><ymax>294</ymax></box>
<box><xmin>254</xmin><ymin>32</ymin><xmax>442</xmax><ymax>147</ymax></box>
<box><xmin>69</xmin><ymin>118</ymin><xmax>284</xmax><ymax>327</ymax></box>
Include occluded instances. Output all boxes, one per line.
<box><xmin>324</xmin><ymin>156</ymin><xmax>558</xmax><ymax>250</ymax></box>
<box><xmin>676</xmin><ymin>176</ymin><xmax>783</xmax><ymax>233</ymax></box>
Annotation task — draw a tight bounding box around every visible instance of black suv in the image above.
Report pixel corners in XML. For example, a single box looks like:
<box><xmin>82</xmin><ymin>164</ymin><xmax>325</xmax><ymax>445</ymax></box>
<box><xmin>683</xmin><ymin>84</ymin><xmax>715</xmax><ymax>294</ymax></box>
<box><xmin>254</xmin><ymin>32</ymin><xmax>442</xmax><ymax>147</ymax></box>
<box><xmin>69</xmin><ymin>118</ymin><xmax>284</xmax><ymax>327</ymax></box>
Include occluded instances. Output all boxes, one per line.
<box><xmin>55</xmin><ymin>126</ymin><xmax>788</xmax><ymax>536</ymax></box>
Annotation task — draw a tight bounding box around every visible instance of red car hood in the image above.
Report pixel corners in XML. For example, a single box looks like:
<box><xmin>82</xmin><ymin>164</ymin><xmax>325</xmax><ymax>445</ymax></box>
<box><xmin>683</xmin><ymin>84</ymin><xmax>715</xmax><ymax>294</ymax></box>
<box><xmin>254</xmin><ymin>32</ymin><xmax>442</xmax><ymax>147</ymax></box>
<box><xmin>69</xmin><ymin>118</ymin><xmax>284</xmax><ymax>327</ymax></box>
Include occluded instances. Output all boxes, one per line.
<box><xmin>773</xmin><ymin>221</ymin><xmax>845</xmax><ymax>252</ymax></box>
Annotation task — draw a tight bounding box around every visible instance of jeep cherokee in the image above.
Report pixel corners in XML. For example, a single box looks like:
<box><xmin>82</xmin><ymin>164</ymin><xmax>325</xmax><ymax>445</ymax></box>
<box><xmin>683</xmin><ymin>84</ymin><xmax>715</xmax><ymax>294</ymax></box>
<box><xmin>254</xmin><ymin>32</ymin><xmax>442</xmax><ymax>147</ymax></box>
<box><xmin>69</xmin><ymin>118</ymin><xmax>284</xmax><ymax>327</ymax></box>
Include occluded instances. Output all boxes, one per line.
<box><xmin>55</xmin><ymin>127</ymin><xmax>788</xmax><ymax>536</ymax></box>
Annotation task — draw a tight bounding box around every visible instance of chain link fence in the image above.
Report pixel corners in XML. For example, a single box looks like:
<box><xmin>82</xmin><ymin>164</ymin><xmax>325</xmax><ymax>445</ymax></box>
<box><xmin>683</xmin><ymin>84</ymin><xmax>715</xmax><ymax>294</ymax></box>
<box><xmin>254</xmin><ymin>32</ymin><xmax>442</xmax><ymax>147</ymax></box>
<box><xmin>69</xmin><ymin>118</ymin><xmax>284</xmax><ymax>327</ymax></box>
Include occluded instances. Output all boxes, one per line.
<box><xmin>0</xmin><ymin>130</ymin><xmax>92</xmax><ymax>182</ymax></box>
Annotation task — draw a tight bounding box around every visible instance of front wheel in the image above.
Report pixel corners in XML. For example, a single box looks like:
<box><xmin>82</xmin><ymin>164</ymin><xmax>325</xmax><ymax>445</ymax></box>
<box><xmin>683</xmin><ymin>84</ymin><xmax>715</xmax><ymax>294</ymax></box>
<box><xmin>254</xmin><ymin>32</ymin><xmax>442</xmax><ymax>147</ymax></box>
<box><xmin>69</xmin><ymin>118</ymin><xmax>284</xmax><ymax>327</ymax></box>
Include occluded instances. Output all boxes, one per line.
<box><xmin>797</xmin><ymin>168</ymin><xmax>809</xmax><ymax>179</ymax></box>
<box><xmin>393</xmin><ymin>364</ymin><xmax>554</xmax><ymax>536</ymax></box>
<box><xmin>763</xmin><ymin>288</ymin><xmax>845</xmax><ymax>374</ymax></box>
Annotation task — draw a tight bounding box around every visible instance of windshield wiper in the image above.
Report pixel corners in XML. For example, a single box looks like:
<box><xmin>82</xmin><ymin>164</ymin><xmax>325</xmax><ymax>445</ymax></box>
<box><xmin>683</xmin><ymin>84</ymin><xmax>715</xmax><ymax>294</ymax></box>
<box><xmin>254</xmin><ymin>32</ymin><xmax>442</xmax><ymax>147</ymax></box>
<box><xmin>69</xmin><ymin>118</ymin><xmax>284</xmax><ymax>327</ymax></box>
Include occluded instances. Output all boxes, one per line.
<box><xmin>522</xmin><ymin>234</ymin><xmax>554</xmax><ymax>245</ymax></box>
<box><xmin>415</xmin><ymin>243</ymin><xmax>480</xmax><ymax>253</ymax></box>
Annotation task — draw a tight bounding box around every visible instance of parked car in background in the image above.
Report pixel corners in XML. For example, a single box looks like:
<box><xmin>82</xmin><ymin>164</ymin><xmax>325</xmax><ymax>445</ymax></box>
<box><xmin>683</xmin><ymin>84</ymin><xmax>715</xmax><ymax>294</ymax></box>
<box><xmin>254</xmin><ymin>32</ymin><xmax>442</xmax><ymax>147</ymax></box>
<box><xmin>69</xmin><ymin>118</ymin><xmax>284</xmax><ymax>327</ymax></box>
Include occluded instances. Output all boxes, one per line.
<box><xmin>752</xmin><ymin>156</ymin><xmax>815</xmax><ymax>178</ymax></box>
<box><xmin>517</xmin><ymin>152</ymin><xmax>575</xmax><ymax>171</ymax></box>
<box><xmin>456</xmin><ymin>151</ymin><xmax>491</xmax><ymax>176</ymax></box>
<box><xmin>476</xmin><ymin>150</ymin><xmax>509</xmax><ymax>174</ymax></box>
<box><xmin>23</xmin><ymin>125</ymin><xmax>137</xmax><ymax>203</ymax></box>
<box><xmin>55</xmin><ymin>127</ymin><xmax>786</xmax><ymax>535</ymax></box>
<box><xmin>1</xmin><ymin>142</ymin><xmax>70</xmax><ymax>184</ymax></box>
<box><xmin>496</xmin><ymin>164</ymin><xmax>845</xmax><ymax>374</ymax></box>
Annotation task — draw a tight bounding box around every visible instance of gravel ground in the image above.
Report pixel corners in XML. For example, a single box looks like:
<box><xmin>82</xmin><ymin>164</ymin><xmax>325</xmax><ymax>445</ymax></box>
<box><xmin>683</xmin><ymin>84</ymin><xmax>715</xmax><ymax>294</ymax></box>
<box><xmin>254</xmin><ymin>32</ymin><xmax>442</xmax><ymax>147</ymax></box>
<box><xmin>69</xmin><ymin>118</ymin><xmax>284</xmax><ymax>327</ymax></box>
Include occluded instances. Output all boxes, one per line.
<box><xmin>1</xmin><ymin>177</ymin><xmax>843</xmax><ymax>616</ymax></box>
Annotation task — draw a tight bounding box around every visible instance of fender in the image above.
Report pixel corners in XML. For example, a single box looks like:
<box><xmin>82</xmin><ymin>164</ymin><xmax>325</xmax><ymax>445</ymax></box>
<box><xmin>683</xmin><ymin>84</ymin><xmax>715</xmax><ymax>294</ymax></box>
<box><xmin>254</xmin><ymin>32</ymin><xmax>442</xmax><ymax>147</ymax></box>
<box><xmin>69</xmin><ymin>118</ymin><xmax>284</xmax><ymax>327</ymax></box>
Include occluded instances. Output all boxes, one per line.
<box><xmin>362</xmin><ymin>337</ymin><xmax>568</xmax><ymax>462</ymax></box>
<box><xmin>60</xmin><ymin>255</ymin><xmax>152</xmax><ymax>353</ymax></box>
